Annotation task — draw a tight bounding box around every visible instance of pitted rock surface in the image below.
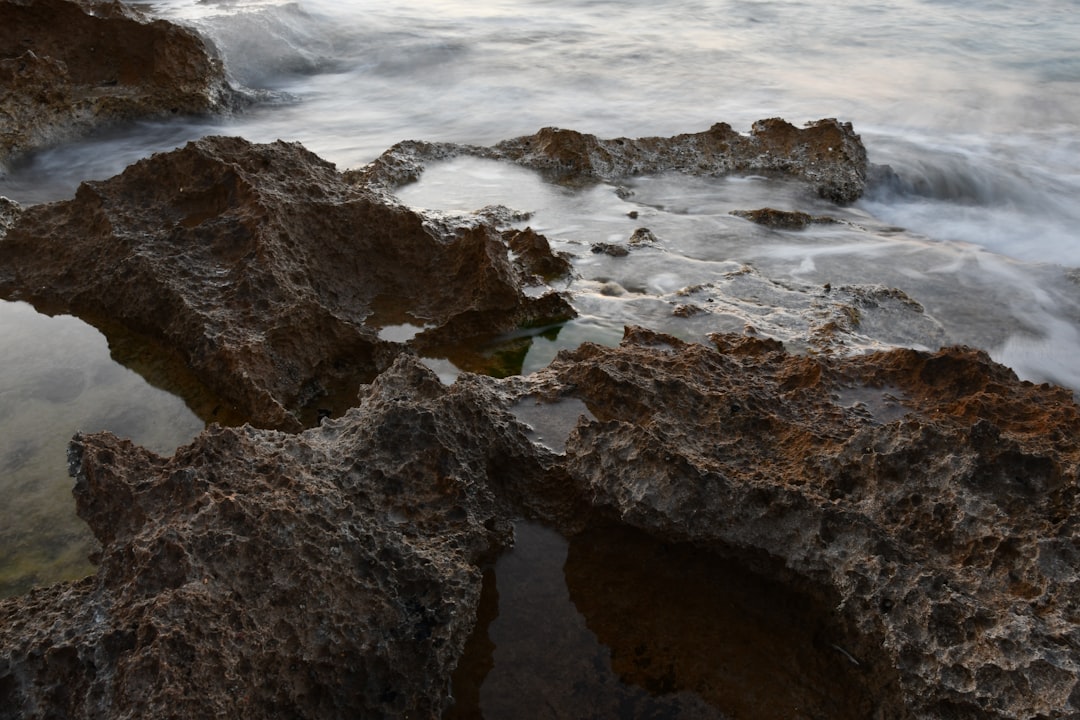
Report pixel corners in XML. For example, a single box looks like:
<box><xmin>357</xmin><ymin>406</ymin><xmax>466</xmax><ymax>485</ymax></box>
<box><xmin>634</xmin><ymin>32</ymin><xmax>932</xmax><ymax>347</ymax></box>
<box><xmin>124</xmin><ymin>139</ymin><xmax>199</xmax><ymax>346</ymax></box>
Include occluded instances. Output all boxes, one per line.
<box><xmin>0</xmin><ymin>334</ymin><xmax>1077</xmax><ymax>718</ymax></box>
<box><xmin>0</xmin><ymin>0</ymin><xmax>237</xmax><ymax>168</ymax></box>
<box><xmin>0</xmin><ymin>136</ymin><xmax>574</xmax><ymax>429</ymax></box>
<box><xmin>0</xmin><ymin>355</ymin><xmax>548</xmax><ymax>719</ymax></box>
<box><xmin>512</xmin><ymin>327</ymin><xmax>1080</xmax><ymax>719</ymax></box>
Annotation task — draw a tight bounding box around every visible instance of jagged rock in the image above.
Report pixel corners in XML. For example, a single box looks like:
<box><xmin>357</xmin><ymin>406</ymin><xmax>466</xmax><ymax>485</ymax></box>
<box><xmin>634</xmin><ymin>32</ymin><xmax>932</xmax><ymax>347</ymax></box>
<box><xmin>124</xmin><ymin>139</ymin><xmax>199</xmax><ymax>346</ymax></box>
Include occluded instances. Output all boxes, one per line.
<box><xmin>514</xmin><ymin>327</ymin><xmax>1080</xmax><ymax>720</ymax></box>
<box><xmin>628</xmin><ymin>227</ymin><xmax>659</xmax><ymax>245</ymax></box>
<box><xmin>0</xmin><ymin>195</ymin><xmax>19</xmax><ymax>234</ymax></box>
<box><xmin>0</xmin><ymin>330</ymin><xmax>1077</xmax><ymax>718</ymax></box>
<box><xmin>0</xmin><ymin>136</ymin><xmax>575</xmax><ymax>429</ymax></box>
<box><xmin>0</xmin><ymin>0</ymin><xmax>238</xmax><ymax>169</ymax></box>
<box><xmin>730</xmin><ymin>207</ymin><xmax>840</xmax><ymax>229</ymax></box>
<box><xmin>502</xmin><ymin>226</ymin><xmax>572</xmax><ymax>282</ymax></box>
<box><xmin>0</xmin><ymin>355</ymin><xmax>557</xmax><ymax>719</ymax></box>
<box><xmin>354</xmin><ymin>118</ymin><xmax>869</xmax><ymax>203</ymax></box>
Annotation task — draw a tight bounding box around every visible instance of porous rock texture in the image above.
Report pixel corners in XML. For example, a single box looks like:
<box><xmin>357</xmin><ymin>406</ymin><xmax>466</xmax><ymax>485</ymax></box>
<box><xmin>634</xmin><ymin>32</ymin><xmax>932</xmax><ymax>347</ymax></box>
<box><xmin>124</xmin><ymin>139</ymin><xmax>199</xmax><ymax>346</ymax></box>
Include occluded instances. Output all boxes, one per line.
<box><xmin>0</xmin><ymin>136</ymin><xmax>575</xmax><ymax>429</ymax></box>
<box><xmin>515</xmin><ymin>327</ymin><xmax>1080</xmax><ymax>719</ymax></box>
<box><xmin>0</xmin><ymin>0</ymin><xmax>237</xmax><ymax>169</ymax></box>
<box><xmin>0</xmin><ymin>355</ymin><xmax>551</xmax><ymax>719</ymax></box>
<box><xmin>2</xmin><ymin>329</ymin><xmax>1077</xmax><ymax>719</ymax></box>
<box><xmin>353</xmin><ymin>117</ymin><xmax>869</xmax><ymax>203</ymax></box>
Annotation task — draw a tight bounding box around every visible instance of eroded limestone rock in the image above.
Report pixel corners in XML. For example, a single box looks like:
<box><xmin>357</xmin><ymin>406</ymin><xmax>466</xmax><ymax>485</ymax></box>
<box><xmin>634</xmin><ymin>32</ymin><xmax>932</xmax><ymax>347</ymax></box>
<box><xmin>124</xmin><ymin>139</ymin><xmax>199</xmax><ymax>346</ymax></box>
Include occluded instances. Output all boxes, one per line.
<box><xmin>354</xmin><ymin>118</ymin><xmax>869</xmax><ymax>203</ymax></box>
<box><xmin>730</xmin><ymin>206</ymin><xmax>841</xmax><ymax>229</ymax></box>
<box><xmin>0</xmin><ymin>355</ymin><xmax>545</xmax><ymax>719</ymax></box>
<box><xmin>515</xmin><ymin>327</ymin><xmax>1080</xmax><ymax>719</ymax></box>
<box><xmin>0</xmin><ymin>332</ymin><xmax>1077</xmax><ymax>718</ymax></box>
<box><xmin>0</xmin><ymin>136</ymin><xmax>574</xmax><ymax>429</ymax></box>
<box><xmin>0</xmin><ymin>0</ymin><xmax>238</xmax><ymax>169</ymax></box>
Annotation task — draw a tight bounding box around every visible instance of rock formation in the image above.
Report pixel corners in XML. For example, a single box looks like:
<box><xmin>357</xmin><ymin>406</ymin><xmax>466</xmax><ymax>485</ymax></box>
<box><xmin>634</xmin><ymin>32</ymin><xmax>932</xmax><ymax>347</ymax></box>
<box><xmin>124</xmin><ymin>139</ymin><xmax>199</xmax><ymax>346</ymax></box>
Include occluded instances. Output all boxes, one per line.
<box><xmin>0</xmin><ymin>0</ymin><xmax>238</xmax><ymax>170</ymax></box>
<box><xmin>730</xmin><ymin>206</ymin><xmax>840</xmax><ymax>229</ymax></box>
<box><xmin>0</xmin><ymin>355</ymin><xmax>544</xmax><ymax>718</ymax></box>
<box><xmin>514</xmin><ymin>327</ymin><xmax>1080</xmax><ymax>719</ymax></box>
<box><xmin>2</xmin><ymin>329</ymin><xmax>1077</xmax><ymax>719</ymax></box>
<box><xmin>0</xmin><ymin>136</ymin><xmax>575</xmax><ymax>429</ymax></box>
<box><xmin>353</xmin><ymin>117</ymin><xmax>869</xmax><ymax>204</ymax></box>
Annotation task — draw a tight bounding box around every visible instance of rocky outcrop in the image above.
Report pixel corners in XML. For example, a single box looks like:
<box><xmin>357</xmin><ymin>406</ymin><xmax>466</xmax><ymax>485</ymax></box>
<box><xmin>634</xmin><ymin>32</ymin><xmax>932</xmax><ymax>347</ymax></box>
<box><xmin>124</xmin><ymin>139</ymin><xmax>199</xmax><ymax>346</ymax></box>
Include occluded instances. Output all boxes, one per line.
<box><xmin>515</xmin><ymin>327</ymin><xmax>1080</xmax><ymax>719</ymax></box>
<box><xmin>0</xmin><ymin>136</ymin><xmax>574</xmax><ymax>429</ymax></box>
<box><xmin>2</xmin><ymin>330</ymin><xmax>1077</xmax><ymax>719</ymax></box>
<box><xmin>353</xmin><ymin>117</ymin><xmax>869</xmax><ymax>203</ymax></box>
<box><xmin>0</xmin><ymin>355</ymin><xmax>547</xmax><ymax>719</ymax></box>
<box><xmin>0</xmin><ymin>0</ymin><xmax>237</xmax><ymax>169</ymax></box>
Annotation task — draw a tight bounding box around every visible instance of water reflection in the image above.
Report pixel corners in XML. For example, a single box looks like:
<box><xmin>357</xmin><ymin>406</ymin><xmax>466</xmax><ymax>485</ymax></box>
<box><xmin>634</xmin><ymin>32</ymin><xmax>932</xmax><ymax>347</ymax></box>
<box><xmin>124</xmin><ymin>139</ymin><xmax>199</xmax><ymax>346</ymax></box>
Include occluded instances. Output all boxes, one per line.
<box><xmin>449</xmin><ymin>521</ymin><xmax>890</xmax><ymax>719</ymax></box>
<box><xmin>565</xmin><ymin>525</ymin><xmax>883</xmax><ymax>719</ymax></box>
<box><xmin>0</xmin><ymin>301</ymin><xmax>204</xmax><ymax>597</ymax></box>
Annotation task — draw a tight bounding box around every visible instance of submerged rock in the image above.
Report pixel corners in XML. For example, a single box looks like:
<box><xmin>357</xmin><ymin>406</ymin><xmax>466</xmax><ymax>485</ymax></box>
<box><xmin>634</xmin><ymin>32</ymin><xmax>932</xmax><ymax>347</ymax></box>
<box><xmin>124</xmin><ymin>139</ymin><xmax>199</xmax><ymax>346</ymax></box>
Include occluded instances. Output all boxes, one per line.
<box><xmin>0</xmin><ymin>0</ymin><xmax>238</xmax><ymax>169</ymax></box>
<box><xmin>0</xmin><ymin>136</ymin><xmax>574</xmax><ymax>429</ymax></box>
<box><xmin>730</xmin><ymin>206</ymin><xmax>841</xmax><ymax>229</ymax></box>
<box><xmin>356</xmin><ymin>117</ymin><xmax>869</xmax><ymax>203</ymax></box>
<box><xmin>2</xmin><ymin>330</ymin><xmax>1075</xmax><ymax>719</ymax></box>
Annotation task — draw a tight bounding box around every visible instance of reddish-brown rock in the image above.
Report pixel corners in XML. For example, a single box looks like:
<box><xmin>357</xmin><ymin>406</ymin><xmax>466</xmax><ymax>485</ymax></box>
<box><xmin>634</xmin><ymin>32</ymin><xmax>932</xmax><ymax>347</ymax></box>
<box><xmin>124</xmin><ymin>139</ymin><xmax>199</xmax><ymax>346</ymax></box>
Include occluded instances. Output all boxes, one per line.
<box><xmin>357</xmin><ymin>118</ymin><xmax>869</xmax><ymax>203</ymax></box>
<box><xmin>516</xmin><ymin>328</ymin><xmax>1080</xmax><ymax>719</ymax></box>
<box><xmin>0</xmin><ymin>136</ymin><xmax>574</xmax><ymax>429</ymax></box>
<box><xmin>0</xmin><ymin>332</ymin><xmax>1077</xmax><ymax>718</ymax></box>
<box><xmin>0</xmin><ymin>0</ymin><xmax>238</xmax><ymax>168</ymax></box>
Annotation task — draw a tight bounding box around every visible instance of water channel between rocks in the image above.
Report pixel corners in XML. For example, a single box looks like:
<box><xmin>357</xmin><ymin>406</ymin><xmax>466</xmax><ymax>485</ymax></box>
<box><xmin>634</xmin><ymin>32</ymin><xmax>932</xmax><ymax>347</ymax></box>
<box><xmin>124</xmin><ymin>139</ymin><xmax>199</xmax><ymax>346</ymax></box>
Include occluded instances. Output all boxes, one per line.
<box><xmin>446</xmin><ymin>521</ymin><xmax>880</xmax><ymax>720</ymax></box>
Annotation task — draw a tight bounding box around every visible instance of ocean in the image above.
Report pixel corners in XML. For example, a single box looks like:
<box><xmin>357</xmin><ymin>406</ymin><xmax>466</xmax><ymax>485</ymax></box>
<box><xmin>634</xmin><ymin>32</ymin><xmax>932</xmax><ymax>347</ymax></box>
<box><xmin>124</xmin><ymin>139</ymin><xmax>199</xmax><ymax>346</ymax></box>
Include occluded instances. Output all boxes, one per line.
<box><xmin>1</xmin><ymin>0</ymin><xmax>1078</xmax><ymax>703</ymax></box>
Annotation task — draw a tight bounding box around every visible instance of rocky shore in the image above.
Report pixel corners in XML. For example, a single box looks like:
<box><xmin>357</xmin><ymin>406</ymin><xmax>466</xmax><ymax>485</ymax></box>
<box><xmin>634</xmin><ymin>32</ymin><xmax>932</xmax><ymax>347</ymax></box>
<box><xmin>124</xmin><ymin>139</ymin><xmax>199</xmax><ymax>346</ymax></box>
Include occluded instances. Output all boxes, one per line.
<box><xmin>0</xmin><ymin>0</ymin><xmax>239</xmax><ymax>172</ymax></box>
<box><xmin>1</xmin><ymin>2</ymin><xmax>1078</xmax><ymax>718</ymax></box>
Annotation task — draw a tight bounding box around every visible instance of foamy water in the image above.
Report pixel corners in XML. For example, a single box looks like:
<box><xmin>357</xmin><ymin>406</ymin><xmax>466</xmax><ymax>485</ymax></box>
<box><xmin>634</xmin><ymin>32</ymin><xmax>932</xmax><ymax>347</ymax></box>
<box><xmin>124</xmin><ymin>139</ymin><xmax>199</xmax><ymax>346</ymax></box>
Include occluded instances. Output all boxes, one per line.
<box><xmin>2</xmin><ymin>0</ymin><xmax>1078</xmax><ymax>595</ymax></box>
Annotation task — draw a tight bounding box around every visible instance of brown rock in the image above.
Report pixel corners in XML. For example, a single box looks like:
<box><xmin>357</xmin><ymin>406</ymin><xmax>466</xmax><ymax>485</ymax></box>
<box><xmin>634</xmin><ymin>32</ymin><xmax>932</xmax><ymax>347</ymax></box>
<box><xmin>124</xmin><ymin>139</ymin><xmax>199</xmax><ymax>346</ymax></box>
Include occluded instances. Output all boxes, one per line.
<box><xmin>0</xmin><ymin>0</ymin><xmax>237</xmax><ymax>168</ymax></box>
<box><xmin>0</xmin><ymin>136</ymin><xmax>575</xmax><ymax>429</ymax></box>
<box><xmin>590</xmin><ymin>241</ymin><xmax>630</xmax><ymax>257</ymax></box>
<box><xmin>525</xmin><ymin>327</ymin><xmax>1080</xmax><ymax>719</ymax></box>
<box><xmin>0</xmin><ymin>355</ymin><xmax>545</xmax><ymax>719</ymax></box>
<box><xmin>0</xmin><ymin>330</ymin><xmax>1077</xmax><ymax>718</ymax></box>
<box><xmin>356</xmin><ymin>118</ymin><xmax>869</xmax><ymax>203</ymax></box>
<box><xmin>503</xmin><ymin>226</ymin><xmax>572</xmax><ymax>282</ymax></box>
<box><xmin>730</xmin><ymin>206</ymin><xmax>840</xmax><ymax>229</ymax></box>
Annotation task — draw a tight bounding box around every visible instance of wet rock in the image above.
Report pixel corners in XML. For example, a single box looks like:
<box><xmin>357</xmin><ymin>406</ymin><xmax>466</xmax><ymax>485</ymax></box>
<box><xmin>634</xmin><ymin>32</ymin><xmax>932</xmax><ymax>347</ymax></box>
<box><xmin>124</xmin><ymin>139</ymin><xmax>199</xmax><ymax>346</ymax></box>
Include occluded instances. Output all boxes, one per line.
<box><xmin>730</xmin><ymin>207</ymin><xmax>840</xmax><ymax>229</ymax></box>
<box><xmin>0</xmin><ymin>0</ymin><xmax>238</xmax><ymax>169</ymax></box>
<box><xmin>0</xmin><ymin>331</ymin><xmax>1077</xmax><ymax>719</ymax></box>
<box><xmin>0</xmin><ymin>195</ymin><xmax>19</xmax><ymax>235</ymax></box>
<box><xmin>523</xmin><ymin>327</ymin><xmax>1080</xmax><ymax>720</ymax></box>
<box><xmin>0</xmin><ymin>355</ymin><xmax>547</xmax><ymax>719</ymax></box>
<box><xmin>0</xmin><ymin>136</ymin><xmax>574</xmax><ymax>429</ymax></box>
<box><xmin>357</xmin><ymin>118</ymin><xmax>869</xmax><ymax>203</ymax></box>
<box><xmin>503</xmin><ymin>226</ymin><xmax>572</xmax><ymax>282</ymax></box>
<box><xmin>670</xmin><ymin>269</ymin><xmax>948</xmax><ymax>355</ymax></box>
<box><xmin>590</xmin><ymin>241</ymin><xmax>630</xmax><ymax>257</ymax></box>
<box><xmin>628</xmin><ymin>227</ymin><xmax>659</xmax><ymax>245</ymax></box>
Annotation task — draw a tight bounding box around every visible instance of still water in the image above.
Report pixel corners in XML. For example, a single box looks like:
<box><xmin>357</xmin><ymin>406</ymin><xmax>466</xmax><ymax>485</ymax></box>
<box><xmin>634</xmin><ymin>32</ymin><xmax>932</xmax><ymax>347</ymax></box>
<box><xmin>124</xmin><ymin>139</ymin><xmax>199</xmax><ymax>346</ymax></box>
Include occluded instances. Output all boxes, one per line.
<box><xmin>1</xmin><ymin>0</ymin><xmax>1078</xmax><ymax>709</ymax></box>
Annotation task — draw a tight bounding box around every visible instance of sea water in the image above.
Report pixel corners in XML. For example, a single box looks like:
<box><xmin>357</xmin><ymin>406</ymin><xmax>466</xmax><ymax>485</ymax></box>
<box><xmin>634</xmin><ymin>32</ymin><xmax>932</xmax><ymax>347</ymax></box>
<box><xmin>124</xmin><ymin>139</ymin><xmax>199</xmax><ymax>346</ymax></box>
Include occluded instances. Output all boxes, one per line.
<box><xmin>1</xmin><ymin>1</ymin><xmax>1078</xmax><ymax>705</ymax></box>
